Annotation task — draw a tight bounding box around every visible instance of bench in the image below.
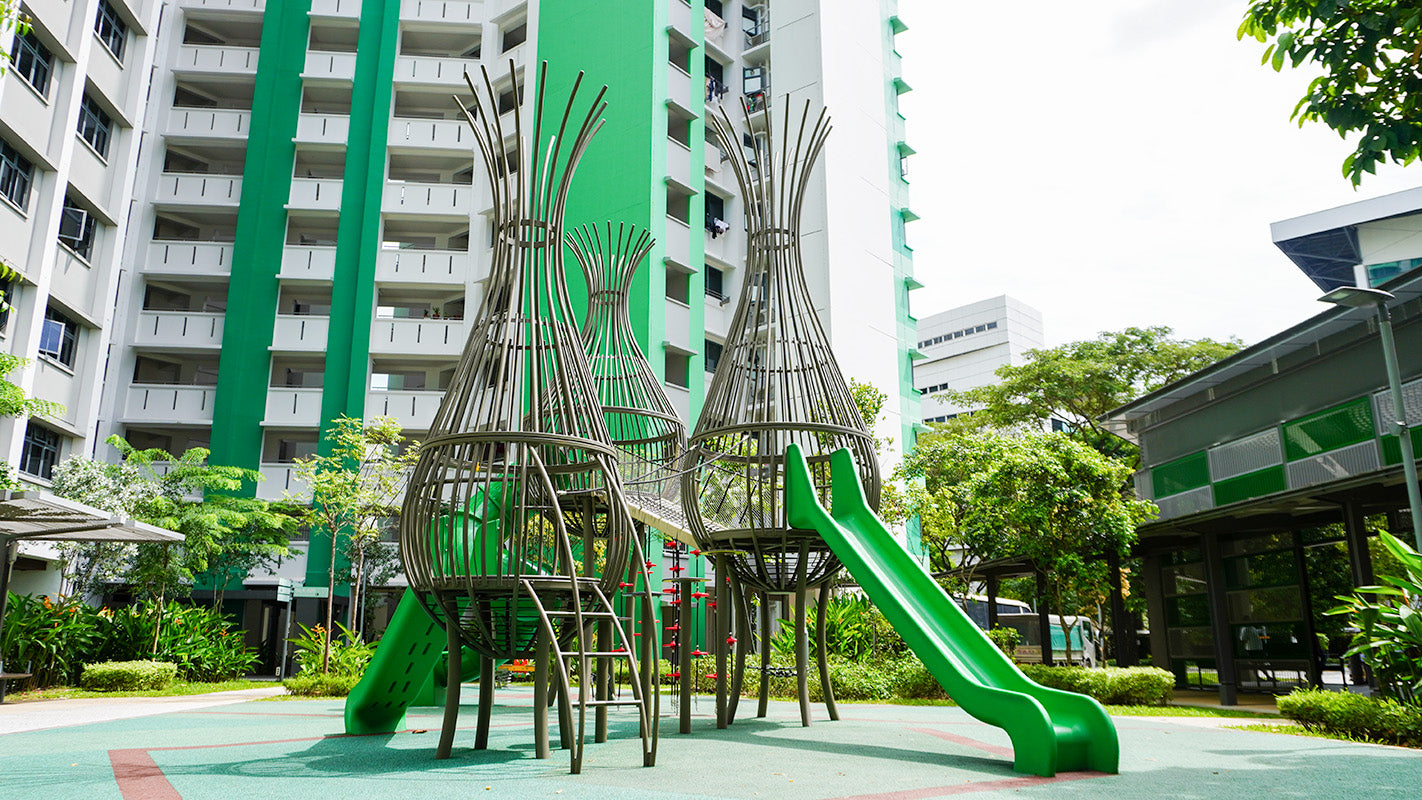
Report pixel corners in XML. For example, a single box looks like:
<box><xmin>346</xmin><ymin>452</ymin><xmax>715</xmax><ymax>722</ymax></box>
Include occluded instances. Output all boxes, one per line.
<box><xmin>0</xmin><ymin>662</ymin><xmax>32</xmax><ymax>703</ymax></box>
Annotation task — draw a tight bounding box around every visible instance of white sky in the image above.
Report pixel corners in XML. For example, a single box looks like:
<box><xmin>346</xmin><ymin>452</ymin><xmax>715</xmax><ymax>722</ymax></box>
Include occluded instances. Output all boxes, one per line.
<box><xmin>896</xmin><ymin>0</ymin><xmax>1421</xmax><ymax>347</ymax></box>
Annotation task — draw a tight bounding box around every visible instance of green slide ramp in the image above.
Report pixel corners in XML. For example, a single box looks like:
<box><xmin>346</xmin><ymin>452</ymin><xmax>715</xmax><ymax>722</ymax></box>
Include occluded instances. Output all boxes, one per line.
<box><xmin>783</xmin><ymin>444</ymin><xmax>1119</xmax><ymax>777</ymax></box>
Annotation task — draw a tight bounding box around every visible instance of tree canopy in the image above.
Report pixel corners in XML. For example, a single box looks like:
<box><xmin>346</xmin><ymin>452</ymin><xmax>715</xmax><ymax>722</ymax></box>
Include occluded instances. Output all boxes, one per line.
<box><xmin>1240</xmin><ymin>1</ymin><xmax>1422</xmax><ymax>185</ymax></box>
<box><xmin>942</xmin><ymin>326</ymin><xmax>1242</xmax><ymax>460</ymax></box>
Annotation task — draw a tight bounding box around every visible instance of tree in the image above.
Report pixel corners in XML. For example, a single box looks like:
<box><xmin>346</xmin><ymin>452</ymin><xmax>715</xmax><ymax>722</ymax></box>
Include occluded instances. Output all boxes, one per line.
<box><xmin>49</xmin><ymin>437</ymin><xmax>296</xmax><ymax>608</ymax></box>
<box><xmin>955</xmin><ymin>433</ymin><xmax>1155</xmax><ymax>663</ymax></box>
<box><xmin>0</xmin><ymin>2</ymin><xmax>26</xmax><ymax>74</ymax></box>
<box><xmin>289</xmin><ymin>416</ymin><xmax>419</xmax><ymax>670</ymax></box>
<box><xmin>1239</xmin><ymin>1</ymin><xmax>1422</xmax><ymax>186</ymax></box>
<box><xmin>944</xmin><ymin>327</ymin><xmax>1242</xmax><ymax>461</ymax></box>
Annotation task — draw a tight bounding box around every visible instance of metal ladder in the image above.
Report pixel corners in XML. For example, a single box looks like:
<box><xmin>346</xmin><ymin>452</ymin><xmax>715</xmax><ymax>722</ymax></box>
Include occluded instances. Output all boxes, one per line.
<box><xmin>524</xmin><ymin>580</ymin><xmax>654</xmax><ymax>773</ymax></box>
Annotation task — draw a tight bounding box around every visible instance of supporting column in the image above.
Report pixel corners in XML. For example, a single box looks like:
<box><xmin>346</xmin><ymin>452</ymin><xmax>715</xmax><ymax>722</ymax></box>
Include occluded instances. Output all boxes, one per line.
<box><xmin>985</xmin><ymin>574</ymin><xmax>999</xmax><ymax>631</ymax></box>
<box><xmin>534</xmin><ymin>627</ymin><xmax>551</xmax><ymax>759</ymax></box>
<box><xmin>1343</xmin><ymin>500</ymin><xmax>1376</xmax><ymax>687</ymax></box>
<box><xmin>1292</xmin><ymin>530</ymin><xmax>1322</xmax><ymax>688</ymax></box>
<box><xmin>1201</xmin><ymin>532</ymin><xmax>1239</xmax><ymax>706</ymax></box>
<box><xmin>794</xmin><ymin>543</ymin><xmax>811</xmax><ymax>727</ymax></box>
<box><xmin>816</xmin><ymin>579</ymin><xmax>838</xmax><ymax>721</ymax></box>
<box><xmin>1035</xmin><ymin>569</ymin><xmax>1053</xmax><ymax>667</ymax></box>
<box><xmin>714</xmin><ymin>554</ymin><xmax>729</xmax><ymax>729</ymax></box>
<box><xmin>475</xmin><ymin>655</ymin><xmax>494</xmax><ymax>749</ymax></box>
<box><xmin>678</xmin><ymin>577</ymin><xmax>693</xmax><ymax>734</ymax></box>
<box><xmin>1142</xmin><ymin>553</ymin><xmax>1171</xmax><ymax>673</ymax></box>
<box><xmin>757</xmin><ymin>591</ymin><xmax>771</xmax><ymax>718</ymax></box>
<box><xmin>1108</xmin><ymin>549</ymin><xmax>1131</xmax><ymax>666</ymax></box>
<box><xmin>727</xmin><ymin>570</ymin><xmax>748</xmax><ymax>724</ymax></box>
<box><xmin>437</xmin><ymin>612</ymin><xmax>462</xmax><ymax>759</ymax></box>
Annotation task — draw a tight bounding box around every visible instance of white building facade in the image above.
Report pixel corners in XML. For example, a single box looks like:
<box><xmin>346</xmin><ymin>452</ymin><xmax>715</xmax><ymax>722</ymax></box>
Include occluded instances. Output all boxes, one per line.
<box><xmin>915</xmin><ymin>295</ymin><xmax>1043</xmax><ymax>424</ymax></box>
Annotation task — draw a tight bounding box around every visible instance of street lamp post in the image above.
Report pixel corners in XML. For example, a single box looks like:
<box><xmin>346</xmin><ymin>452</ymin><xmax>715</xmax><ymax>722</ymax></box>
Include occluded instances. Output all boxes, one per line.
<box><xmin>1320</xmin><ymin>286</ymin><xmax>1422</xmax><ymax>552</ymax></box>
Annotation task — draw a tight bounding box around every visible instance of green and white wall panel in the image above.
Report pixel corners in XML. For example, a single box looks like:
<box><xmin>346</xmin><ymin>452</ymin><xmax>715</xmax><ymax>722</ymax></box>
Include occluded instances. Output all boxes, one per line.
<box><xmin>1141</xmin><ymin>384</ymin><xmax>1422</xmax><ymax>522</ymax></box>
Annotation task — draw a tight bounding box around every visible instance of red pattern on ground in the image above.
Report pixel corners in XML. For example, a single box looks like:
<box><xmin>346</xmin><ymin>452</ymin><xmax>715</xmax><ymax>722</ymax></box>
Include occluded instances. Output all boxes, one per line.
<box><xmin>110</xmin><ymin>749</ymin><xmax>182</xmax><ymax>800</ymax></box>
<box><xmin>823</xmin><ymin>772</ymin><xmax>1104</xmax><ymax>800</ymax></box>
<box><xmin>909</xmin><ymin>727</ymin><xmax>1015</xmax><ymax>758</ymax></box>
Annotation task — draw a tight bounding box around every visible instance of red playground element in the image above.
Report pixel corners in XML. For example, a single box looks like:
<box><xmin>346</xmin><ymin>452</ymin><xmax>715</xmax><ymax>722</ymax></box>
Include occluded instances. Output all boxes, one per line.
<box><xmin>690</xmin><ymin>592</ymin><xmax>709</xmax><ymax>599</ymax></box>
<box><xmin>726</xmin><ymin>636</ymin><xmax>737</xmax><ymax>646</ymax></box>
<box><xmin>691</xmin><ymin>649</ymin><xmax>709</xmax><ymax>657</ymax></box>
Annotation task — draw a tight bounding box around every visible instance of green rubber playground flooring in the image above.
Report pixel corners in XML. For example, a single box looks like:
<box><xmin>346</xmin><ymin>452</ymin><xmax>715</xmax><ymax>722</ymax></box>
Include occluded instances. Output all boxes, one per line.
<box><xmin>3</xmin><ymin>685</ymin><xmax>1421</xmax><ymax>800</ymax></box>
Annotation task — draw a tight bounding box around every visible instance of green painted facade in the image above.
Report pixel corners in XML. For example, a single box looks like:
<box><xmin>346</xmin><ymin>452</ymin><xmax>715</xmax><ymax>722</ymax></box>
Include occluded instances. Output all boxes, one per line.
<box><xmin>1280</xmin><ymin>397</ymin><xmax>1374</xmax><ymax>461</ymax></box>
<box><xmin>210</xmin><ymin>0</ymin><xmax>312</xmax><ymax>480</ymax></box>
<box><xmin>1152</xmin><ymin>451</ymin><xmax>1210</xmax><ymax>499</ymax></box>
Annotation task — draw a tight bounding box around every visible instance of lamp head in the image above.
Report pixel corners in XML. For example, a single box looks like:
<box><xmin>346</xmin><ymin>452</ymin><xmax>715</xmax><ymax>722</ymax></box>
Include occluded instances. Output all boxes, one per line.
<box><xmin>1319</xmin><ymin>285</ymin><xmax>1395</xmax><ymax>308</ymax></box>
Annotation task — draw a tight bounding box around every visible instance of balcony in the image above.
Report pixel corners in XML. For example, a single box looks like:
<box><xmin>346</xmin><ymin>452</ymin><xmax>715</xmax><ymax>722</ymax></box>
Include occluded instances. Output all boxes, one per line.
<box><xmin>271</xmin><ymin>314</ymin><xmax>330</xmax><ymax>351</ymax></box>
<box><xmin>382</xmin><ymin>181</ymin><xmax>473</xmax><ymax>217</ymax></box>
<box><xmin>665</xmin><ymin>381</ymin><xmax>691</xmax><ymax>424</ymax></box>
<box><xmin>155</xmin><ymin>173</ymin><xmax>242</xmax><ymax>207</ymax></box>
<box><xmin>367</xmin><ymin>389</ymin><xmax>443</xmax><ymax>431</ymax></box>
<box><xmin>664</xmin><ymin>216</ymin><xmax>690</xmax><ymax>267</ymax></box>
<box><xmin>176</xmin><ymin>45</ymin><xmax>259</xmax><ymax>75</ymax></box>
<box><xmin>145</xmin><ymin>241</ymin><xmax>234</xmax><ymax>278</ymax></box>
<box><xmin>294</xmin><ymin>113</ymin><xmax>350</xmax><ymax>146</ymax></box>
<box><xmin>388</xmin><ymin>117</ymin><xmax>472</xmax><ymax>150</ymax></box>
<box><xmin>303</xmin><ymin>51</ymin><xmax>357</xmax><ymax>83</ymax></box>
<box><xmin>257</xmin><ymin>464</ymin><xmax>307</xmax><ymax>502</ymax></box>
<box><xmin>166</xmin><ymin>108</ymin><xmax>251</xmax><ymax>140</ymax></box>
<box><xmin>665</xmin><ymin>298</ymin><xmax>691</xmax><ymax>352</ymax></box>
<box><xmin>369</xmin><ymin>318</ymin><xmax>465</xmax><ymax>357</ymax></box>
<box><xmin>669</xmin><ymin>0</ymin><xmax>693</xmax><ymax>39</ymax></box>
<box><xmin>133</xmin><ymin>311</ymin><xmax>225</xmax><ymax>349</ymax></box>
<box><xmin>668</xmin><ymin>64</ymin><xmax>694</xmax><ymax>113</ymax></box>
<box><xmin>287</xmin><ymin>178</ymin><xmax>343</xmax><ymax>211</ymax></box>
<box><xmin>309</xmin><ymin>0</ymin><xmax>360</xmax><ymax>20</ymax></box>
<box><xmin>375</xmin><ymin>248</ymin><xmax>469</xmax><ymax>285</ymax></box>
<box><xmin>123</xmin><ymin>385</ymin><xmax>216</xmax><ymax>425</ymax></box>
<box><xmin>264</xmin><ymin>387</ymin><xmax>323</xmax><ymax>426</ymax></box>
<box><xmin>400</xmin><ymin>0</ymin><xmax>482</xmax><ymax>24</ymax></box>
<box><xmin>279</xmin><ymin>246</ymin><xmax>337</xmax><ymax>282</ymax></box>
<box><xmin>667</xmin><ymin>138</ymin><xmax>692</xmax><ymax>185</ymax></box>
<box><xmin>393</xmin><ymin>55</ymin><xmax>478</xmax><ymax>87</ymax></box>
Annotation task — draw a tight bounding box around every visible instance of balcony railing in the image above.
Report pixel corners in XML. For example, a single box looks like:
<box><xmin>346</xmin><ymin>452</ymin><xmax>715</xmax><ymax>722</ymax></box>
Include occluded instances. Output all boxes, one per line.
<box><xmin>375</xmin><ymin>248</ymin><xmax>469</xmax><ymax>285</ymax></box>
<box><xmin>287</xmin><ymin>178</ymin><xmax>343</xmax><ymax>211</ymax></box>
<box><xmin>394</xmin><ymin>54</ymin><xmax>479</xmax><ymax>86</ymax></box>
<box><xmin>271</xmin><ymin>314</ymin><xmax>330</xmax><ymax>351</ymax></box>
<box><xmin>369</xmin><ymin>318</ymin><xmax>465</xmax><ymax>356</ymax></box>
<box><xmin>400</xmin><ymin>0</ymin><xmax>482</xmax><ymax>23</ymax></box>
<box><xmin>303</xmin><ymin>50</ymin><xmax>357</xmax><ymax>82</ymax></box>
<box><xmin>145</xmin><ymin>241</ymin><xmax>234</xmax><ymax>277</ymax></box>
<box><xmin>294</xmin><ymin>113</ymin><xmax>350</xmax><ymax>145</ymax></box>
<box><xmin>279</xmin><ymin>246</ymin><xmax>337</xmax><ymax>281</ymax></box>
<box><xmin>176</xmin><ymin>44</ymin><xmax>258</xmax><ymax>74</ymax></box>
<box><xmin>264</xmin><ymin>387</ymin><xmax>323</xmax><ymax>426</ymax></box>
<box><xmin>367</xmin><ymin>389</ymin><xmax>444</xmax><ymax>430</ymax></box>
<box><xmin>388</xmin><ymin>117</ymin><xmax>470</xmax><ymax>149</ymax></box>
<box><xmin>382</xmin><ymin>181</ymin><xmax>473</xmax><ymax>216</ymax></box>
<box><xmin>133</xmin><ymin>311</ymin><xmax>225</xmax><ymax>348</ymax></box>
<box><xmin>166</xmin><ymin>108</ymin><xmax>250</xmax><ymax>139</ymax></box>
<box><xmin>155</xmin><ymin>173</ymin><xmax>242</xmax><ymax>206</ymax></box>
<box><xmin>123</xmin><ymin>385</ymin><xmax>215</xmax><ymax>424</ymax></box>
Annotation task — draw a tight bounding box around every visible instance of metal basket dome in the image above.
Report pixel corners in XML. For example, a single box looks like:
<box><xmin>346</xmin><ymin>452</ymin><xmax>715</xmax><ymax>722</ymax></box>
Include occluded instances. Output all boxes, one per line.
<box><xmin>681</xmin><ymin>99</ymin><xmax>881</xmax><ymax>593</ymax></box>
<box><xmin>398</xmin><ymin>63</ymin><xmax>632</xmax><ymax>659</ymax></box>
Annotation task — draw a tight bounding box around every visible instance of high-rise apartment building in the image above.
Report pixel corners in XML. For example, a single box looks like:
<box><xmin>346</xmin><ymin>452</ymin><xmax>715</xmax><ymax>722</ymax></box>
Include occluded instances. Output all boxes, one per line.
<box><xmin>1</xmin><ymin>2</ymin><xmax>919</xmax><ymax>610</ymax></box>
<box><xmin>0</xmin><ymin>0</ymin><xmax>161</xmax><ymax>480</ymax></box>
<box><xmin>915</xmin><ymin>295</ymin><xmax>1044</xmax><ymax>424</ymax></box>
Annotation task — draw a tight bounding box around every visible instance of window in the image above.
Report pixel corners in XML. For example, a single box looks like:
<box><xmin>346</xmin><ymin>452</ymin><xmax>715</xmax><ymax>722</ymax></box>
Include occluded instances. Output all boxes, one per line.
<box><xmin>705</xmin><ymin>265</ymin><xmax>725</xmax><ymax>302</ymax></box>
<box><xmin>665</xmin><ymin>351</ymin><xmax>690</xmax><ymax>388</ymax></box>
<box><xmin>705</xmin><ymin>339</ymin><xmax>723</xmax><ymax>373</ymax></box>
<box><xmin>58</xmin><ymin>196</ymin><xmax>96</xmax><ymax>259</ymax></box>
<box><xmin>19</xmin><ymin>422</ymin><xmax>61</xmax><ymax>479</ymax></box>
<box><xmin>10</xmin><ymin>31</ymin><xmax>53</xmax><ymax>96</ymax></box>
<box><xmin>95</xmin><ymin>0</ymin><xmax>127</xmax><ymax>61</ymax></box>
<box><xmin>39</xmin><ymin>306</ymin><xmax>78</xmax><ymax>367</ymax></box>
<box><xmin>501</xmin><ymin>22</ymin><xmax>526</xmax><ymax>53</ymax></box>
<box><xmin>0</xmin><ymin>139</ymin><xmax>34</xmax><ymax>211</ymax></box>
<box><xmin>78</xmin><ymin>95</ymin><xmax>113</xmax><ymax>158</ymax></box>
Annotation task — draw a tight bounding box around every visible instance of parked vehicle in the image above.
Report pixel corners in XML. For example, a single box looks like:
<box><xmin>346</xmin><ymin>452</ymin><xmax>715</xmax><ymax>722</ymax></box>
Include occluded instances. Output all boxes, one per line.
<box><xmin>953</xmin><ymin>595</ymin><xmax>1099</xmax><ymax>667</ymax></box>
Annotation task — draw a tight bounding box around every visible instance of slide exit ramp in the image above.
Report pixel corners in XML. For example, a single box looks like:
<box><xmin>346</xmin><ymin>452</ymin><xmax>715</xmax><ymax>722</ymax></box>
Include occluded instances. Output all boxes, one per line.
<box><xmin>783</xmin><ymin>444</ymin><xmax>1119</xmax><ymax>777</ymax></box>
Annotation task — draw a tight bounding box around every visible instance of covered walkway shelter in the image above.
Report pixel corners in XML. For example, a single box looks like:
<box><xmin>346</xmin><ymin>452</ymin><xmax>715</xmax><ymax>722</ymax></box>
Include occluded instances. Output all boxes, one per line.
<box><xmin>1105</xmin><ymin>189</ymin><xmax>1422</xmax><ymax>705</ymax></box>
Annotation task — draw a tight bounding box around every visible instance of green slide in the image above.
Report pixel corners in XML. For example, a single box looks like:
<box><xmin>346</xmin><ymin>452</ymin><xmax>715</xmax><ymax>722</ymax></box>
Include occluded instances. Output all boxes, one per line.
<box><xmin>783</xmin><ymin>444</ymin><xmax>1119</xmax><ymax>777</ymax></box>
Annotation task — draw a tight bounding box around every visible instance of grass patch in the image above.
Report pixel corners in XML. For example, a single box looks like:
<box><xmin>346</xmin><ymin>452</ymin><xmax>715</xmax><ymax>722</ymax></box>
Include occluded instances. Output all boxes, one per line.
<box><xmin>5</xmin><ymin>679</ymin><xmax>275</xmax><ymax>701</ymax></box>
<box><xmin>1106</xmin><ymin>704</ymin><xmax>1275</xmax><ymax>718</ymax></box>
<box><xmin>1222</xmin><ymin>721</ymin><xmax>1419</xmax><ymax>749</ymax></box>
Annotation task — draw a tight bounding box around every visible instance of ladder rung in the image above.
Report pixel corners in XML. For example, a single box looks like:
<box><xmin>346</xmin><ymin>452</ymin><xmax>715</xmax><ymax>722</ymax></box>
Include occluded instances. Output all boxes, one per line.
<box><xmin>579</xmin><ymin>650</ymin><xmax>635</xmax><ymax>657</ymax></box>
<box><xmin>585</xmin><ymin>698</ymin><xmax>645</xmax><ymax>708</ymax></box>
<box><xmin>544</xmin><ymin>610</ymin><xmax>618</xmax><ymax>619</ymax></box>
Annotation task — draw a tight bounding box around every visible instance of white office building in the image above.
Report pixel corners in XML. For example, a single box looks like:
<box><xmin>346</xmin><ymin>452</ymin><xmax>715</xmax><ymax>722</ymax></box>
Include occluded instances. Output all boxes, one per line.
<box><xmin>915</xmin><ymin>295</ymin><xmax>1044</xmax><ymax>424</ymax></box>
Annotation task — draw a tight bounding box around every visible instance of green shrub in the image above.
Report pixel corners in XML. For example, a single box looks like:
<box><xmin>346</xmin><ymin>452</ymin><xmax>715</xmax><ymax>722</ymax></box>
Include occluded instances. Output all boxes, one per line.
<box><xmin>1326</xmin><ymin>532</ymin><xmax>1422</xmax><ymax>703</ymax></box>
<box><xmin>1278</xmin><ymin>687</ymin><xmax>1422</xmax><ymax>747</ymax></box>
<box><xmin>0</xmin><ymin>594</ymin><xmax>104</xmax><ymax>687</ymax></box>
<box><xmin>80</xmin><ymin>660</ymin><xmax>178</xmax><ymax>691</ymax></box>
<box><xmin>283</xmin><ymin>672</ymin><xmax>360</xmax><ymax>697</ymax></box>
<box><xmin>95</xmin><ymin>601</ymin><xmax>258</xmax><ymax>682</ymax></box>
<box><xmin>987</xmin><ymin>626</ymin><xmax>1020</xmax><ymax>659</ymax></box>
<box><xmin>886</xmin><ymin>656</ymin><xmax>948</xmax><ymax>700</ymax></box>
<box><xmin>1020</xmin><ymin>664</ymin><xmax>1174</xmax><ymax>705</ymax></box>
<box><xmin>289</xmin><ymin>622</ymin><xmax>375</xmax><ymax>677</ymax></box>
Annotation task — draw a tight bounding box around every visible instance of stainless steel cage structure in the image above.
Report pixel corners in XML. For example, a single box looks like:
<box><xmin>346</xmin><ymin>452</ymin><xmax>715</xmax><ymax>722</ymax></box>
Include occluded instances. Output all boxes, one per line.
<box><xmin>398</xmin><ymin>63</ymin><xmax>656</xmax><ymax>772</ymax></box>
<box><xmin>682</xmin><ymin>99</ymin><xmax>882</xmax><ymax>592</ymax></box>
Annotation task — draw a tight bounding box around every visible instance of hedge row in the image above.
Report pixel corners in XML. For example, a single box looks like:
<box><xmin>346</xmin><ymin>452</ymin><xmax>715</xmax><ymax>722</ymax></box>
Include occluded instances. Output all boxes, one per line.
<box><xmin>283</xmin><ymin>672</ymin><xmax>361</xmax><ymax>697</ymax></box>
<box><xmin>80</xmin><ymin>661</ymin><xmax>178</xmax><ymax>691</ymax></box>
<box><xmin>1278</xmin><ymin>688</ymin><xmax>1422</xmax><ymax>747</ymax></box>
<box><xmin>1019</xmin><ymin>664</ymin><xmax>1175</xmax><ymax>706</ymax></box>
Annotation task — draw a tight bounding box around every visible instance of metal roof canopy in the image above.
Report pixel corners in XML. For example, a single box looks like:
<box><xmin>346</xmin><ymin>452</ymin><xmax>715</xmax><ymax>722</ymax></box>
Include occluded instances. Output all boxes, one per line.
<box><xmin>0</xmin><ymin>491</ymin><xmax>184</xmax><ymax>543</ymax></box>
<box><xmin>1271</xmin><ymin>186</ymin><xmax>1422</xmax><ymax>291</ymax></box>
<box><xmin>1103</xmin><ymin>268</ymin><xmax>1422</xmax><ymax>442</ymax></box>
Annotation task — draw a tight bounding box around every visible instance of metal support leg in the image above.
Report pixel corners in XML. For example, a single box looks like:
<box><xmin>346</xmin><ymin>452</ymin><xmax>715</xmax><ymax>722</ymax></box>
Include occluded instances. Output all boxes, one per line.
<box><xmin>557</xmin><ymin>655</ymin><xmax>574</xmax><ymax>750</ymax></box>
<box><xmin>728</xmin><ymin>570</ymin><xmax>748</xmax><ymax>725</ymax></box>
<box><xmin>534</xmin><ymin>628</ymin><xmax>550</xmax><ymax>759</ymax></box>
<box><xmin>596</xmin><ymin>618</ymin><xmax>611</xmax><ymax>743</ymax></box>
<box><xmin>795</xmin><ymin>544</ymin><xmax>811</xmax><ymax>727</ymax></box>
<box><xmin>475</xmin><ymin>655</ymin><xmax>494</xmax><ymax>750</ymax></box>
<box><xmin>757</xmin><ymin>592</ymin><xmax>771</xmax><ymax>718</ymax></box>
<box><xmin>714</xmin><ymin>554</ymin><xmax>729</xmax><ymax>729</ymax></box>
<box><xmin>1202</xmin><ymin>532</ymin><xmax>1239</xmax><ymax>706</ymax></box>
<box><xmin>816</xmin><ymin>579</ymin><xmax>838</xmax><ymax>721</ymax></box>
<box><xmin>678</xmin><ymin>577</ymin><xmax>693</xmax><ymax>734</ymax></box>
<box><xmin>436</xmin><ymin>616</ymin><xmax>462</xmax><ymax>759</ymax></box>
